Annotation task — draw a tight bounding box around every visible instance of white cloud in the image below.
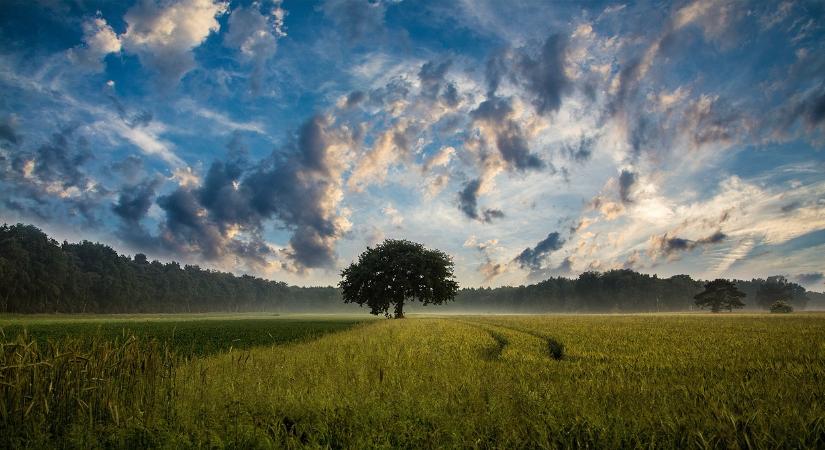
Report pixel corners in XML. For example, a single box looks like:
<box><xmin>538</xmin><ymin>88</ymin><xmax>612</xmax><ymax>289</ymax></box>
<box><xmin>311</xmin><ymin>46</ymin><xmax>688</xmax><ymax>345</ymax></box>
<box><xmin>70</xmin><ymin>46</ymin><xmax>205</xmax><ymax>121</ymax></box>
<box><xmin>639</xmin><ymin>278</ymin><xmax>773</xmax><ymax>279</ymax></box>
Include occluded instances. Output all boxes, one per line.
<box><xmin>122</xmin><ymin>0</ymin><xmax>229</xmax><ymax>82</ymax></box>
<box><xmin>68</xmin><ymin>14</ymin><xmax>122</xmax><ymax>72</ymax></box>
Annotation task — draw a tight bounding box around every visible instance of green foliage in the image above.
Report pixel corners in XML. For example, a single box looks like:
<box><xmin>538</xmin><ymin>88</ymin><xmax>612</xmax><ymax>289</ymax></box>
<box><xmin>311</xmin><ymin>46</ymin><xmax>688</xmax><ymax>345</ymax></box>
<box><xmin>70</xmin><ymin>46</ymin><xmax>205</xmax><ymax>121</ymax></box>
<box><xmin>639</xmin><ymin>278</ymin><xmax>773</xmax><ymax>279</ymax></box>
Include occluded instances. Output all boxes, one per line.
<box><xmin>339</xmin><ymin>239</ymin><xmax>459</xmax><ymax>318</ymax></box>
<box><xmin>769</xmin><ymin>300</ymin><xmax>794</xmax><ymax>313</ymax></box>
<box><xmin>757</xmin><ymin>276</ymin><xmax>808</xmax><ymax>310</ymax></box>
<box><xmin>0</xmin><ymin>224</ymin><xmax>818</xmax><ymax>314</ymax></box>
<box><xmin>694</xmin><ymin>279</ymin><xmax>747</xmax><ymax>312</ymax></box>
<box><xmin>0</xmin><ymin>224</ymin><xmax>350</xmax><ymax>314</ymax></box>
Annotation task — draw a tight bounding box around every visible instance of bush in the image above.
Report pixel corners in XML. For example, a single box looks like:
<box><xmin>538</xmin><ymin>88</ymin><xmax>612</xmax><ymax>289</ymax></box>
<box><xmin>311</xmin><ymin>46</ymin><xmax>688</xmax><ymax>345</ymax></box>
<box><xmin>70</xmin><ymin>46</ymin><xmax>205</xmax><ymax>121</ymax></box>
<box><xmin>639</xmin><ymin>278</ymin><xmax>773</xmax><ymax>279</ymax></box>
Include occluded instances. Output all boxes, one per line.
<box><xmin>769</xmin><ymin>300</ymin><xmax>793</xmax><ymax>313</ymax></box>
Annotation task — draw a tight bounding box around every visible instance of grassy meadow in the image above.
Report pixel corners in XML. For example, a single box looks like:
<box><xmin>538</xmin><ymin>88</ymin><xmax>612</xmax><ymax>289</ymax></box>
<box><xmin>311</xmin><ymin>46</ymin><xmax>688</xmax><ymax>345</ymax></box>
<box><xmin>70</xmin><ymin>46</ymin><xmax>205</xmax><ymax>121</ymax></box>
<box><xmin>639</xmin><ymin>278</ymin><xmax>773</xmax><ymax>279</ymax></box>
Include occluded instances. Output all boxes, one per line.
<box><xmin>1</xmin><ymin>313</ymin><xmax>824</xmax><ymax>448</ymax></box>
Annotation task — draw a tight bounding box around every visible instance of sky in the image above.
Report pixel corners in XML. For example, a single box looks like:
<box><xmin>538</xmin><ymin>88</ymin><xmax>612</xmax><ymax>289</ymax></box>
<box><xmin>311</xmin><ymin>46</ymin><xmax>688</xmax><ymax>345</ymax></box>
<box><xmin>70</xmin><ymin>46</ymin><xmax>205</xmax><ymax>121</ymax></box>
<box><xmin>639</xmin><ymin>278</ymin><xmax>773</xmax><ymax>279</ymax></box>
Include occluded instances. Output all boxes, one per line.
<box><xmin>0</xmin><ymin>0</ymin><xmax>824</xmax><ymax>289</ymax></box>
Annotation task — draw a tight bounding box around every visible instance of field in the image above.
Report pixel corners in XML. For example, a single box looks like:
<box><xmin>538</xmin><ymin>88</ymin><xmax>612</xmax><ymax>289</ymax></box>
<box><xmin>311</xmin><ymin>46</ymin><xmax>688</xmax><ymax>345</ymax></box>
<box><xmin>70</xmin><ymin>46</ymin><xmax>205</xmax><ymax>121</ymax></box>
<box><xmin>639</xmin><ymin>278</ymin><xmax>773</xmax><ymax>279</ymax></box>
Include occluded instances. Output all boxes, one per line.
<box><xmin>2</xmin><ymin>313</ymin><xmax>824</xmax><ymax>448</ymax></box>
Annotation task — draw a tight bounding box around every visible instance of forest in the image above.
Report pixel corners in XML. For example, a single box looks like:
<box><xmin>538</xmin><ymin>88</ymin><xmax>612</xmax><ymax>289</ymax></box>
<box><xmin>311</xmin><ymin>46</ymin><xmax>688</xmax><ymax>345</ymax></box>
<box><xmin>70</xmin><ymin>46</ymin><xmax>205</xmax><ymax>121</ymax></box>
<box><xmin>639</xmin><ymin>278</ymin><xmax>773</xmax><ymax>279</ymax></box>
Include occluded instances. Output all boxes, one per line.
<box><xmin>0</xmin><ymin>223</ymin><xmax>820</xmax><ymax>314</ymax></box>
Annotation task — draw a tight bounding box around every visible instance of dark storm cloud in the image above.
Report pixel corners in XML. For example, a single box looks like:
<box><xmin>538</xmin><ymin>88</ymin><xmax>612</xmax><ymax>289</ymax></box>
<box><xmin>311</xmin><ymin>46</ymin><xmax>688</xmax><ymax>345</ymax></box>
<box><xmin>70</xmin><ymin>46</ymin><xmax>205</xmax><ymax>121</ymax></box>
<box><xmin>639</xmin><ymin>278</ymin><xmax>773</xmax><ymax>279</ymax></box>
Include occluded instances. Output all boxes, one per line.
<box><xmin>157</xmin><ymin>188</ymin><xmax>225</xmax><ymax>259</ymax></box>
<box><xmin>111</xmin><ymin>155</ymin><xmax>146</xmax><ymax>185</ymax></box>
<box><xmin>471</xmin><ymin>97</ymin><xmax>544</xmax><ymax>171</ymax></box>
<box><xmin>651</xmin><ymin>230</ymin><xmax>727</xmax><ymax>256</ymax></box>
<box><xmin>113</xmin><ymin>177</ymin><xmax>161</xmax><ymax>223</ymax></box>
<box><xmin>418</xmin><ymin>59</ymin><xmax>452</xmax><ymax>99</ymax></box>
<box><xmin>514</xmin><ymin>231</ymin><xmax>564</xmax><ymax>271</ymax></box>
<box><xmin>514</xmin><ymin>34</ymin><xmax>570</xmax><ymax>115</ymax></box>
<box><xmin>618</xmin><ymin>170</ymin><xmax>636</xmax><ymax>204</ymax></box>
<box><xmin>344</xmin><ymin>90</ymin><xmax>366</xmax><ymax>108</ymax></box>
<box><xmin>457</xmin><ymin>178</ymin><xmax>504</xmax><ymax>223</ymax></box>
<box><xmin>482</xmin><ymin>34</ymin><xmax>570</xmax><ymax>115</ymax></box>
<box><xmin>151</xmin><ymin>114</ymin><xmax>348</xmax><ymax>269</ymax></box>
<box><xmin>458</xmin><ymin>179</ymin><xmax>481</xmax><ymax>220</ymax></box>
<box><xmin>0</xmin><ymin>116</ymin><xmax>21</xmax><ymax>144</ymax></box>
<box><xmin>441</xmin><ymin>82</ymin><xmax>460</xmax><ymax>108</ymax></box>
<box><xmin>28</xmin><ymin>128</ymin><xmax>92</xmax><ymax>188</ymax></box>
<box><xmin>482</xmin><ymin>208</ymin><xmax>504</xmax><ymax>222</ymax></box>
<box><xmin>796</xmin><ymin>272</ymin><xmax>824</xmax><ymax>285</ymax></box>
<box><xmin>321</xmin><ymin>0</ymin><xmax>388</xmax><ymax>42</ymax></box>
<box><xmin>0</xmin><ymin>128</ymin><xmax>107</xmax><ymax>224</ymax></box>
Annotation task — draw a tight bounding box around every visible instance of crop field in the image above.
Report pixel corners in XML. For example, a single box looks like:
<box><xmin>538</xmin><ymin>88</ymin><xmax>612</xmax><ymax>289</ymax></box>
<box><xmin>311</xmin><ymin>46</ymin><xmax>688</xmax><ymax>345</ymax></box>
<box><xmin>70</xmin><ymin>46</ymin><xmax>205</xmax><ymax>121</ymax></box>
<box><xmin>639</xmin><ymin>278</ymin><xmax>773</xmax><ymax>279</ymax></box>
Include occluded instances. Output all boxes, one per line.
<box><xmin>2</xmin><ymin>313</ymin><xmax>824</xmax><ymax>448</ymax></box>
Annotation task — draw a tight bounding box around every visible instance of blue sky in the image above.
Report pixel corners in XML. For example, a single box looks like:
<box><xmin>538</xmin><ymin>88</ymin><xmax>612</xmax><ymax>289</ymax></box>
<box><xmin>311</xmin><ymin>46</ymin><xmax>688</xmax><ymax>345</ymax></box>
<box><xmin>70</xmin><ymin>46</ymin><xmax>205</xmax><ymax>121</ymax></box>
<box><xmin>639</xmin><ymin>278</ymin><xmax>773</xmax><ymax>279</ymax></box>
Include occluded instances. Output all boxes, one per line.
<box><xmin>1</xmin><ymin>0</ymin><xmax>824</xmax><ymax>289</ymax></box>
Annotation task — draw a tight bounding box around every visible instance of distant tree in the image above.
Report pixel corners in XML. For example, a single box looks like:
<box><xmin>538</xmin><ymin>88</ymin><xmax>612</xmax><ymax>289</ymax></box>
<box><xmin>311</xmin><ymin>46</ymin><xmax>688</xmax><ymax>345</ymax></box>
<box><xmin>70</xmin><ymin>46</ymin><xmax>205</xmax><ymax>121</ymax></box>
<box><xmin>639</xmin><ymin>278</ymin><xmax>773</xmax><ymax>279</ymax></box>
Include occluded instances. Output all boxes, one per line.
<box><xmin>769</xmin><ymin>300</ymin><xmax>793</xmax><ymax>313</ymax></box>
<box><xmin>694</xmin><ymin>279</ymin><xmax>746</xmax><ymax>312</ymax></box>
<box><xmin>339</xmin><ymin>239</ymin><xmax>459</xmax><ymax>318</ymax></box>
<box><xmin>756</xmin><ymin>276</ymin><xmax>808</xmax><ymax>310</ymax></box>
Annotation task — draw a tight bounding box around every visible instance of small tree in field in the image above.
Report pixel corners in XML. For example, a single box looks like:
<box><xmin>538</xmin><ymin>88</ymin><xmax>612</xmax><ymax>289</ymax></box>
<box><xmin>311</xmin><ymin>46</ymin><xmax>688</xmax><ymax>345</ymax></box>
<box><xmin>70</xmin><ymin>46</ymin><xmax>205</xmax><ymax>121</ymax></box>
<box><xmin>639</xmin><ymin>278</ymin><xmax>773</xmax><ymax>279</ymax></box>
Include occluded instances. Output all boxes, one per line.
<box><xmin>769</xmin><ymin>300</ymin><xmax>793</xmax><ymax>313</ymax></box>
<box><xmin>339</xmin><ymin>239</ymin><xmax>459</xmax><ymax>318</ymax></box>
<box><xmin>694</xmin><ymin>279</ymin><xmax>746</xmax><ymax>312</ymax></box>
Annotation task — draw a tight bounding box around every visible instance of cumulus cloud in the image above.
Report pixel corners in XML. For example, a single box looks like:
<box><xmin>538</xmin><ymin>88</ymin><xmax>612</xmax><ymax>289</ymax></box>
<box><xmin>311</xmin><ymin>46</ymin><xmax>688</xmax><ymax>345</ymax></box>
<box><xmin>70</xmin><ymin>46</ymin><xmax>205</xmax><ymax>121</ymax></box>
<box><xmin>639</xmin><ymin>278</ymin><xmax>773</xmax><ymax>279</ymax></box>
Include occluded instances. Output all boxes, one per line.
<box><xmin>348</xmin><ymin>120</ymin><xmax>411</xmax><ymax>191</ymax></box>
<box><xmin>457</xmin><ymin>178</ymin><xmax>504</xmax><ymax>223</ymax></box>
<box><xmin>470</xmin><ymin>96</ymin><xmax>544</xmax><ymax>171</ymax></box>
<box><xmin>648</xmin><ymin>230</ymin><xmax>727</xmax><ymax>260</ymax></box>
<box><xmin>122</xmin><ymin>0</ymin><xmax>229</xmax><ymax>83</ymax></box>
<box><xmin>224</xmin><ymin>0</ymin><xmax>287</xmax><ymax>91</ymax></box>
<box><xmin>68</xmin><ymin>13</ymin><xmax>122</xmax><ymax>72</ymax></box>
<box><xmin>514</xmin><ymin>34</ymin><xmax>570</xmax><ymax>115</ymax></box>
<box><xmin>618</xmin><ymin>169</ymin><xmax>636</xmax><ymax>204</ymax></box>
<box><xmin>513</xmin><ymin>231</ymin><xmax>565</xmax><ymax>272</ymax></box>
<box><xmin>0</xmin><ymin>128</ymin><xmax>106</xmax><ymax>224</ymax></box>
<box><xmin>149</xmin><ymin>114</ymin><xmax>353</xmax><ymax>270</ymax></box>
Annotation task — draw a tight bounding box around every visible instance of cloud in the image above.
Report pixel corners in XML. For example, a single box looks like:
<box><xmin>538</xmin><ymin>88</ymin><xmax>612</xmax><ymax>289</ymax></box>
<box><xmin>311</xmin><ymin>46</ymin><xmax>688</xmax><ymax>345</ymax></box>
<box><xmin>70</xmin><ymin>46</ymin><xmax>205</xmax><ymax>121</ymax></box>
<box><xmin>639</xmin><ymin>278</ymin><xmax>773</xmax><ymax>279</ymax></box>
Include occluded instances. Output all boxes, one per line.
<box><xmin>122</xmin><ymin>0</ymin><xmax>229</xmax><ymax>83</ymax></box>
<box><xmin>457</xmin><ymin>178</ymin><xmax>504</xmax><ymax>223</ymax></box>
<box><xmin>514</xmin><ymin>34</ymin><xmax>570</xmax><ymax>115</ymax></box>
<box><xmin>348</xmin><ymin>120</ymin><xmax>412</xmax><ymax>191</ymax></box>
<box><xmin>618</xmin><ymin>169</ymin><xmax>636</xmax><ymax>204</ymax></box>
<box><xmin>562</xmin><ymin>135</ymin><xmax>594</xmax><ymax>163</ymax></box>
<box><xmin>224</xmin><ymin>1</ymin><xmax>287</xmax><ymax>91</ymax></box>
<box><xmin>470</xmin><ymin>96</ymin><xmax>544</xmax><ymax>171</ymax></box>
<box><xmin>796</xmin><ymin>272</ymin><xmax>824</xmax><ymax>286</ymax></box>
<box><xmin>68</xmin><ymin>14</ymin><xmax>122</xmax><ymax>72</ymax></box>
<box><xmin>343</xmin><ymin>90</ymin><xmax>366</xmax><ymax>108</ymax></box>
<box><xmin>113</xmin><ymin>177</ymin><xmax>161</xmax><ymax>223</ymax></box>
<box><xmin>648</xmin><ymin>230</ymin><xmax>727</xmax><ymax>259</ymax></box>
<box><xmin>513</xmin><ymin>231</ymin><xmax>565</xmax><ymax>271</ymax></box>
<box><xmin>0</xmin><ymin>128</ymin><xmax>106</xmax><ymax>224</ymax></box>
<box><xmin>418</xmin><ymin>59</ymin><xmax>452</xmax><ymax>100</ymax></box>
<box><xmin>321</xmin><ymin>0</ymin><xmax>389</xmax><ymax>42</ymax></box>
<box><xmin>422</xmin><ymin>146</ymin><xmax>455</xmax><ymax>172</ymax></box>
<box><xmin>0</xmin><ymin>116</ymin><xmax>21</xmax><ymax>145</ymax></box>
<box><xmin>464</xmin><ymin>235</ymin><xmax>506</xmax><ymax>282</ymax></box>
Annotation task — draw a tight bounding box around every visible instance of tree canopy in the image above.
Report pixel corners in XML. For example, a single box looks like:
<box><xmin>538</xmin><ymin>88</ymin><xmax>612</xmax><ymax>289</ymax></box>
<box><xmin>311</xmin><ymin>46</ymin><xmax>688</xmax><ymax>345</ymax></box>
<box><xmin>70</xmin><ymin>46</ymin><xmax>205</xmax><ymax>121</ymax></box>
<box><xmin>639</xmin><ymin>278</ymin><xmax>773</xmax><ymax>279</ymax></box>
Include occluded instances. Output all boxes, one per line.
<box><xmin>694</xmin><ymin>279</ymin><xmax>746</xmax><ymax>312</ymax></box>
<box><xmin>756</xmin><ymin>276</ymin><xmax>808</xmax><ymax>310</ymax></box>
<box><xmin>339</xmin><ymin>239</ymin><xmax>459</xmax><ymax>318</ymax></box>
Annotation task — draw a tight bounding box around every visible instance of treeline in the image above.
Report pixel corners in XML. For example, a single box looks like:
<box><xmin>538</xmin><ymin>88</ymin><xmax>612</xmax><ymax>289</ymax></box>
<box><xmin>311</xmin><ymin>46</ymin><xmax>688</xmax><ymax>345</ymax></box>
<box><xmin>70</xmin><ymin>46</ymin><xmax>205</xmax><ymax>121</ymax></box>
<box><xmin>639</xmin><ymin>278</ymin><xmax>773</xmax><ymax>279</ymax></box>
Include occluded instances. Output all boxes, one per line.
<box><xmin>0</xmin><ymin>224</ymin><xmax>351</xmax><ymax>313</ymax></box>
<box><xmin>0</xmin><ymin>223</ymin><xmax>820</xmax><ymax>314</ymax></box>
<box><xmin>441</xmin><ymin>272</ymin><xmax>813</xmax><ymax>313</ymax></box>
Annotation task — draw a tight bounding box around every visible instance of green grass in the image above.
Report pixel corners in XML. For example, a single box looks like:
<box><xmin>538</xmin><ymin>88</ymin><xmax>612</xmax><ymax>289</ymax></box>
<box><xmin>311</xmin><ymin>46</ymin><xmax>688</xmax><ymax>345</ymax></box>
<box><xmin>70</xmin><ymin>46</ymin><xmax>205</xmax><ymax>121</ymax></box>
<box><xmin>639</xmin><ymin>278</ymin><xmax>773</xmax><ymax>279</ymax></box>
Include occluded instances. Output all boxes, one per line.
<box><xmin>0</xmin><ymin>314</ymin><xmax>369</xmax><ymax>356</ymax></box>
<box><xmin>2</xmin><ymin>313</ymin><xmax>824</xmax><ymax>448</ymax></box>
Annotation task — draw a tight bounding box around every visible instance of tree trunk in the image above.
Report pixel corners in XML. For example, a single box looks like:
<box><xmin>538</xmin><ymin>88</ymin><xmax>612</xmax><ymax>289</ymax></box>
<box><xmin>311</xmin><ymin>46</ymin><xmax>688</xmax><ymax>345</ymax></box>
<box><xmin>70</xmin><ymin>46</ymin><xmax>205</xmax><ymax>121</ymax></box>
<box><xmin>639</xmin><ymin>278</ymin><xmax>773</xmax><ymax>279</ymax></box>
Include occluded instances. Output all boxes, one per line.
<box><xmin>394</xmin><ymin>301</ymin><xmax>405</xmax><ymax>319</ymax></box>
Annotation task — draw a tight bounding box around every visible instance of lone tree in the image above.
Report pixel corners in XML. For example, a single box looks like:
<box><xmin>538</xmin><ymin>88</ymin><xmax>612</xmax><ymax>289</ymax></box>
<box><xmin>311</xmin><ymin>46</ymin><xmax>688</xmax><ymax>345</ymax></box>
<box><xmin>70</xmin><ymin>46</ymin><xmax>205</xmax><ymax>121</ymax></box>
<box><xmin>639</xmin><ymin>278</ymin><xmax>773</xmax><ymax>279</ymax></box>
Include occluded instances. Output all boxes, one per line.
<box><xmin>339</xmin><ymin>239</ymin><xmax>459</xmax><ymax>318</ymax></box>
<box><xmin>694</xmin><ymin>279</ymin><xmax>746</xmax><ymax>312</ymax></box>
